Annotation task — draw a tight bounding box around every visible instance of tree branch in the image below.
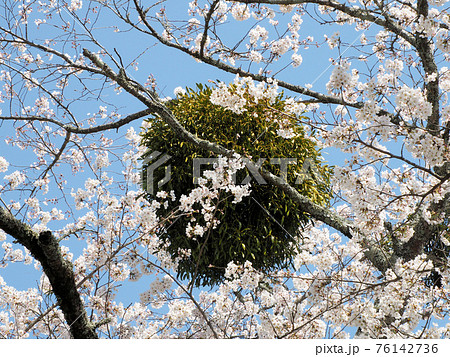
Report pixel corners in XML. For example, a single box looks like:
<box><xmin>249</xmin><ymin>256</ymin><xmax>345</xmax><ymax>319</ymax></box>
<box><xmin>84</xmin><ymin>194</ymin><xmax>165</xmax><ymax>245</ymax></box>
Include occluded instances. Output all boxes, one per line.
<box><xmin>415</xmin><ymin>0</ymin><xmax>440</xmax><ymax>136</ymax></box>
<box><xmin>0</xmin><ymin>208</ymin><xmax>98</xmax><ymax>339</ymax></box>
<box><xmin>0</xmin><ymin>108</ymin><xmax>152</xmax><ymax>134</ymax></box>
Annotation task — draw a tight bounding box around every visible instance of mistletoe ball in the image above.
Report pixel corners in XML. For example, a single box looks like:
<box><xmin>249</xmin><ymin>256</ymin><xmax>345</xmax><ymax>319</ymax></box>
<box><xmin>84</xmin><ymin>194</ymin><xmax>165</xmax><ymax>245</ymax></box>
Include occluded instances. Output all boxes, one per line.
<box><xmin>141</xmin><ymin>81</ymin><xmax>332</xmax><ymax>286</ymax></box>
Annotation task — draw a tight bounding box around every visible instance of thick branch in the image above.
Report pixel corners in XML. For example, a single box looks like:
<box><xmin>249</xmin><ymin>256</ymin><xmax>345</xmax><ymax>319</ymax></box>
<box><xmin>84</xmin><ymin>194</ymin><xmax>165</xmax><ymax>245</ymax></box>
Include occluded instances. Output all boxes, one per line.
<box><xmin>416</xmin><ymin>0</ymin><xmax>440</xmax><ymax>135</ymax></box>
<box><xmin>395</xmin><ymin>216</ymin><xmax>437</xmax><ymax>263</ymax></box>
<box><xmin>0</xmin><ymin>208</ymin><xmax>98</xmax><ymax>339</ymax></box>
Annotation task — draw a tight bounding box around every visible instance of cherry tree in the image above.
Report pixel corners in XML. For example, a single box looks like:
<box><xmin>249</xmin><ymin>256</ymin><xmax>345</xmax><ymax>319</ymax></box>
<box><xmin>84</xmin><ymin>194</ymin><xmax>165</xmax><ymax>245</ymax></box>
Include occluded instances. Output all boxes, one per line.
<box><xmin>1</xmin><ymin>0</ymin><xmax>450</xmax><ymax>338</ymax></box>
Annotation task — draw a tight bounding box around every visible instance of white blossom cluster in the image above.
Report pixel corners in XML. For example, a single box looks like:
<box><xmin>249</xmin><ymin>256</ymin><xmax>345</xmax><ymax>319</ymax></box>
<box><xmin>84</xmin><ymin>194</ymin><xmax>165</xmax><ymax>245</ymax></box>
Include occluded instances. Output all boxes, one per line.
<box><xmin>179</xmin><ymin>155</ymin><xmax>251</xmax><ymax>239</ymax></box>
<box><xmin>3</xmin><ymin>171</ymin><xmax>25</xmax><ymax>190</ymax></box>
<box><xmin>230</xmin><ymin>3</ymin><xmax>250</xmax><ymax>21</ymax></box>
<box><xmin>325</xmin><ymin>32</ymin><xmax>340</xmax><ymax>49</ymax></box>
<box><xmin>140</xmin><ymin>275</ymin><xmax>173</xmax><ymax>304</ymax></box>
<box><xmin>326</xmin><ymin>61</ymin><xmax>360</xmax><ymax>101</ymax></box>
<box><xmin>436</xmin><ymin>29</ymin><xmax>450</xmax><ymax>53</ymax></box>
<box><xmin>396</xmin><ymin>85</ymin><xmax>433</xmax><ymax>122</ymax></box>
<box><xmin>249</xmin><ymin>25</ymin><xmax>269</xmax><ymax>45</ymax></box>
<box><xmin>377</xmin><ymin>59</ymin><xmax>404</xmax><ymax>86</ymax></box>
<box><xmin>209</xmin><ymin>76</ymin><xmax>303</xmax><ymax>139</ymax></box>
<box><xmin>210</xmin><ymin>75</ymin><xmax>279</xmax><ymax>114</ymax></box>
<box><xmin>404</xmin><ymin>130</ymin><xmax>448</xmax><ymax>167</ymax></box>
<box><xmin>224</xmin><ymin>261</ymin><xmax>263</xmax><ymax>290</ymax></box>
<box><xmin>0</xmin><ymin>276</ymin><xmax>43</xmax><ymax>338</ymax></box>
<box><xmin>0</xmin><ymin>157</ymin><xmax>9</xmax><ymax>173</ymax></box>
<box><xmin>68</xmin><ymin>0</ymin><xmax>83</xmax><ymax>12</ymax></box>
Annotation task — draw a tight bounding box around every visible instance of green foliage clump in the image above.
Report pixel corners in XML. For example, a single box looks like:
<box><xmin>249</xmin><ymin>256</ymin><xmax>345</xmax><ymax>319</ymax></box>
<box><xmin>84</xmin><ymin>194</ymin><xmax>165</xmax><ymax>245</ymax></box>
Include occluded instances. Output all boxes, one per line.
<box><xmin>140</xmin><ymin>83</ymin><xmax>332</xmax><ymax>286</ymax></box>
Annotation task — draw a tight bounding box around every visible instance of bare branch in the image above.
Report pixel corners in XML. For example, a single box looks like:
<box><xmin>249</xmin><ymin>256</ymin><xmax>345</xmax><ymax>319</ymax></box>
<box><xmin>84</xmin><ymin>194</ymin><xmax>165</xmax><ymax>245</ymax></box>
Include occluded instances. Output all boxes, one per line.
<box><xmin>1</xmin><ymin>108</ymin><xmax>152</xmax><ymax>134</ymax></box>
